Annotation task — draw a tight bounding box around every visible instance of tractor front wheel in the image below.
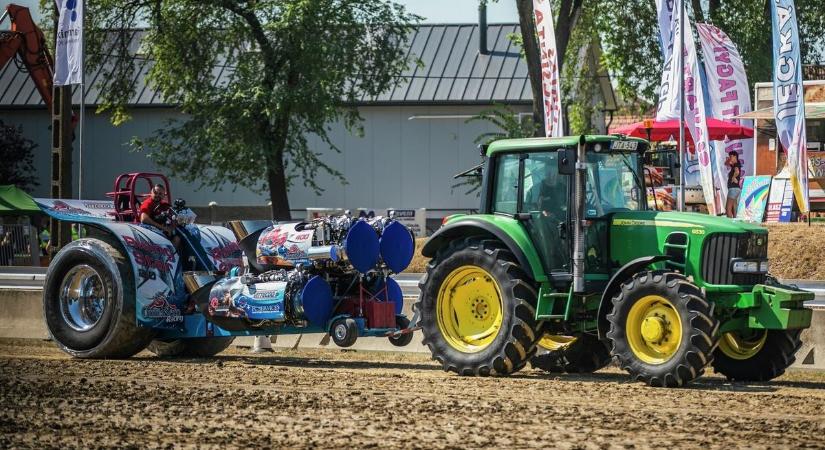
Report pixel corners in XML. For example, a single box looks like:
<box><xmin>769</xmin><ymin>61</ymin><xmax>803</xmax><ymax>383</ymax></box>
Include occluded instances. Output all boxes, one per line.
<box><xmin>607</xmin><ymin>270</ymin><xmax>719</xmax><ymax>387</ymax></box>
<box><xmin>711</xmin><ymin>329</ymin><xmax>802</xmax><ymax>381</ymax></box>
<box><xmin>416</xmin><ymin>238</ymin><xmax>542</xmax><ymax>376</ymax></box>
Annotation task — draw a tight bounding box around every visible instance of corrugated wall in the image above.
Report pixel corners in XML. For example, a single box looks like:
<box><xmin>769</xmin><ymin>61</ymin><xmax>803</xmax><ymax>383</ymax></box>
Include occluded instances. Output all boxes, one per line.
<box><xmin>5</xmin><ymin>104</ymin><xmax>528</xmax><ymax>213</ymax></box>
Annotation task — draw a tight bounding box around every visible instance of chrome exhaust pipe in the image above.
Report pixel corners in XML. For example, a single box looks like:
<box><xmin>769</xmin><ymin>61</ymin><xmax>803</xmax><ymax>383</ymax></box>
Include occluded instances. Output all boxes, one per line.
<box><xmin>573</xmin><ymin>135</ymin><xmax>586</xmax><ymax>293</ymax></box>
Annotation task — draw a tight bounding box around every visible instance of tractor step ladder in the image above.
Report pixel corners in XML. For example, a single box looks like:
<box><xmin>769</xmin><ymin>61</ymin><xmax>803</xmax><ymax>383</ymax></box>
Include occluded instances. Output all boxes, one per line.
<box><xmin>536</xmin><ymin>290</ymin><xmax>571</xmax><ymax>320</ymax></box>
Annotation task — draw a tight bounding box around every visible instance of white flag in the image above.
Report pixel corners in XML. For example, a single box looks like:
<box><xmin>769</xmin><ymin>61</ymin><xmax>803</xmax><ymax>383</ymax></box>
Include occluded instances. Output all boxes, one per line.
<box><xmin>532</xmin><ymin>0</ymin><xmax>563</xmax><ymax>137</ymax></box>
<box><xmin>54</xmin><ymin>0</ymin><xmax>83</xmax><ymax>86</ymax></box>
<box><xmin>697</xmin><ymin>23</ymin><xmax>754</xmax><ymax>201</ymax></box>
<box><xmin>655</xmin><ymin>0</ymin><xmax>680</xmax><ymax>121</ymax></box>
<box><xmin>682</xmin><ymin>19</ymin><xmax>719</xmax><ymax>215</ymax></box>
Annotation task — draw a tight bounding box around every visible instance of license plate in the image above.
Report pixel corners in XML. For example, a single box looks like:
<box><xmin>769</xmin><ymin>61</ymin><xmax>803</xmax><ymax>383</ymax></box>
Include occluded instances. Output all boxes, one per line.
<box><xmin>611</xmin><ymin>140</ymin><xmax>639</xmax><ymax>151</ymax></box>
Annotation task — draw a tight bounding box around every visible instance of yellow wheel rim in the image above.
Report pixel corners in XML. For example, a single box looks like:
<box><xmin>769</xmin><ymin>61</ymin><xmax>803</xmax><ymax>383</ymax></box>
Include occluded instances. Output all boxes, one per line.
<box><xmin>718</xmin><ymin>330</ymin><xmax>768</xmax><ymax>360</ymax></box>
<box><xmin>436</xmin><ymin>265</ymin><xmax>503</xmax><ymax>353</ymax></box>
<box><xmin>538</xmin><ymin>334</ymin><xmax>577</xmax><ymax>351</ymax></box>
<box><xmin>626</xmin><ymin>295</ymin><xmax>682</xmax><ymax>364</ymax></box>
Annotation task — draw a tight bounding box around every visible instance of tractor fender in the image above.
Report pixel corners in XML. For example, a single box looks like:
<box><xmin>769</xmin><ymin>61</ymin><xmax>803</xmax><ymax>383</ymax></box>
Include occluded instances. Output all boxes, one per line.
<box><xmin>596</xmin><ymin>255</ymin><xmax>670</xmax><ymax>340</ymax></box>
<box><xmin>422</xmin><ymin>218</ymin><xmax>545</xmax><ymax>282</ymax></box>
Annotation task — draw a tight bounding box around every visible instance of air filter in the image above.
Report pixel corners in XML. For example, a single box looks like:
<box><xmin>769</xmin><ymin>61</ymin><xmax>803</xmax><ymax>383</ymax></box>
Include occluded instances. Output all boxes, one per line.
<box><xmin>344</xmin><ymin>220</ymin><xmax>380</xmax><ymax>273</ymax></box>
<box><xmin>299</xmin><ymin>275</ymin><xmax>334</xmax><ymax>327</ymax></box>
<box><xmin>379</xmin><ymin>221</ymin><xmax>415</xmax><ymax>273</ymax></box>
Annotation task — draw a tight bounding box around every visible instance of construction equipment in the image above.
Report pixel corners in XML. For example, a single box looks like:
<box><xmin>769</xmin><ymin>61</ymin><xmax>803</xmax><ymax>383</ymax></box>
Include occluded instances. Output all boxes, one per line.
<box><xmin>417</xmin><ymin>135</ymin><xmax>812</xmax><ymax>387</ymax></box>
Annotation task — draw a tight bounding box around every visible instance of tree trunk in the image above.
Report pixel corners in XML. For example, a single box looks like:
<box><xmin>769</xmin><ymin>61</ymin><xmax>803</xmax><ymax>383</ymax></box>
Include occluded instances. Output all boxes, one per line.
<box><xmin>690</xmin><ymin>0</ymin><xmax>705</xmax><ymax>23</ymax></box>
<box><xmin>266</xmin><ymin>113</ymin><xmax>292</xmax><ymax>221</ymax></box>
<box><xmin>554</xmin><ymin>0</ymin><xmax>583</xmax><ymax>74</ymax></box>
<box><xmin>515</xmin><ymin>0</ymin><xmax>545</xmax><ymax>137</ymax></box>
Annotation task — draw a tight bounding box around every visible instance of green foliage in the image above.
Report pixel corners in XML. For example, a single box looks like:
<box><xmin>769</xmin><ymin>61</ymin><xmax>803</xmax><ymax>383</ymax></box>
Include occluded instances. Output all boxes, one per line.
<box><xmin>72</xmin><ymin>0</ymin><xmax>418</xmax><ymax>218</ymax></box>
<box><xmin>0</xmin><ymin>120</ymin><xmax>39</xmax><ymax>192</ymax></box>
<box><xmin>455</xmin><ymin>104</ymin><xmax>538</xmax><ymax>195</ymax></box>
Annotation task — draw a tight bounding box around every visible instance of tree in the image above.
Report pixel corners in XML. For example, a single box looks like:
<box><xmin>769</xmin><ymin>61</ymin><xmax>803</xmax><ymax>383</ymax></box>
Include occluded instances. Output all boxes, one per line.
<box><xmin>503</xmin><ymin>0</ymin><xmax>825</xmax><ymax>135</ymax></box>
<box><xmin>0</xmin><ymin>120</ymin><xmax>39</xmax><ymax>193</ymax></box>
<box><xmin>55</xmin><ymin>0</ymin><xmax>418</xmax><ymax>220</ymax></box>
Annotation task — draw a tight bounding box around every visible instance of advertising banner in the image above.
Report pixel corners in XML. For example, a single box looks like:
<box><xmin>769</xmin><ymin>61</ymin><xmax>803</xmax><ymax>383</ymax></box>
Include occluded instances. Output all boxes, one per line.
<box><xmin>697</xmin><ymin>23</ymin><xmax>754</xmax><ymax>199</ymax></box>
<box><xmin>54</xmin><ymin>0</ymin><xmax>83</xmax><ymax>85</ymax></box>
<box><xmin>810</xmin><ymin>154</ymin><xmax>825</xmax><ymax>179</ymax></box>
<box><xmin>681</xmin><ymin>19</ymin><xmax>718</xmax><ymax>215</ymax></box>
<box><xmin>770</xmin><ymin>0</ymin><xmax>809</xmax><ymax>214</ymax></box>
<box><xmin>532</xmin><ymin>0</ymin><xmax>563</xmax><ymax>137</ymax></box>
<box><xmin>655</xmin><ymin>0</ymin><xmax>680</xmax><ymax>120</ymax></box>
<box><xmin>387</xmin><ymin>208</ymin><xmax>427</xmax><ymax>238</ymax></box>
<box><xmin>735</xmin><ymin>176</ymin><xmax>772</xmax><ymax>222</ymax></box>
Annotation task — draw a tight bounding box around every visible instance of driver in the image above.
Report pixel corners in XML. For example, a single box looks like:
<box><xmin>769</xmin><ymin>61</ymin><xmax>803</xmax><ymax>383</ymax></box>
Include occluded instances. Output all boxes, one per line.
<box><xmin>530</xmin><ymin>161</ymin><xmax>566</xmax><ymax>219</ymax></box>
<box><xmin>139</xmin><ymin>184</ymin><xmax>181</xmax><ymax>248</ymax></box>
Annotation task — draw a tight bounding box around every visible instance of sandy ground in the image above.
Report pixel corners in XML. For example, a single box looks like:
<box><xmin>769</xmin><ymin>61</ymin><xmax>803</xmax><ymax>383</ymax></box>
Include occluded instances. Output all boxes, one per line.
<box><xmin>2</xmin><ymin>339</ymin><xmax>825</xmax><ymax>449</ymax></box>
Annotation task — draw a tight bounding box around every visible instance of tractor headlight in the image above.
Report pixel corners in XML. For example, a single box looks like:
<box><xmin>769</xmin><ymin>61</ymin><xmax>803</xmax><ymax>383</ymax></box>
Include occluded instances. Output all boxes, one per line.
<box><xmin>731</xmin><ymin>259</ymin><xmax>768</xmax><ymax>274</ymax></box>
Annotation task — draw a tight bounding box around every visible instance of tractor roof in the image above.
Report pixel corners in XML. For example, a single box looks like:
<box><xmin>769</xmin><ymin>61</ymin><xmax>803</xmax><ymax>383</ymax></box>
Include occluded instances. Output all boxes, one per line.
<box><xmin>485</xmin><ymin>135</ymin><xmax>648</xmax><ymax>156</ymax></box>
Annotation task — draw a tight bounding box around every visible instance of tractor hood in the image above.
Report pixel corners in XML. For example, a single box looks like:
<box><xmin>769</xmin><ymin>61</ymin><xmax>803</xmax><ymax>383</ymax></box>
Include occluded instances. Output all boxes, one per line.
<box><xmin>609</xmin><ymin>210</ymin><xmax>767</xmax><ymax>235</ymax></box>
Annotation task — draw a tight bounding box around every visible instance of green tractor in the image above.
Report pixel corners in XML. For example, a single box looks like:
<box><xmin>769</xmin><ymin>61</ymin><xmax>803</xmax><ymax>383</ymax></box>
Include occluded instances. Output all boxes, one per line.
<box><xmin>416</xmin><ymin>135</ymin><xmax>813</xmax><ymax>387</ymax></box>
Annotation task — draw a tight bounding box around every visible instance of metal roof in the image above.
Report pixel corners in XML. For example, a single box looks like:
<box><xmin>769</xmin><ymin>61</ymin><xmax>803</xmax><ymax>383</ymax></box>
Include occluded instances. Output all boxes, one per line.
<box><xmin>0</xmin><ymin>24</ymin><xmax>535</xmax><ymax>108</ymax></box>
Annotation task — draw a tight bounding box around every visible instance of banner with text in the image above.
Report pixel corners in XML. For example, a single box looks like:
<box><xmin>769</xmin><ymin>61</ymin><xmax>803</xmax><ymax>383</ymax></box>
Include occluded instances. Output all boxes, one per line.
<box><xmin>681</xmin><ymin>18</ymin><xmax>718</xmax><ymax>214</ymax></box>
<box><xmin>54</xmin><ymin>0</ymin><xmax>83</xmax><ymax>85</ymax></box>
<box><xmin>533</xmin><ymin>0</ymin><xmax>563</xmax><ymax>137</ymax></box>
<box><xmin>655</xmin><ymin>0</ymin><xmax>680</xmax><ymax>120</ymax></box>
<box><xmin>770</xmin><ymin>0</ymin><xmax>809</xmax><ymax>214</ymax></box>
<box><xmin>697</xmin><ymin>23</ymin><xmax>754</xmax><ymax>201</ymax></box>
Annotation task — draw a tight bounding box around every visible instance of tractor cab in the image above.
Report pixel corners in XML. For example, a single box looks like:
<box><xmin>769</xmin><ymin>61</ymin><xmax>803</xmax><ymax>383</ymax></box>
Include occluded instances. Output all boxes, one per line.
<box><xmin>107</xmin><ymin>173</ymin><xmax>172</xmax><ymax>222</ymax></box>
<box><xmin>484</xmin><ymin>136</ymin><xmax>649</xmax><ymax>284</ymax></box>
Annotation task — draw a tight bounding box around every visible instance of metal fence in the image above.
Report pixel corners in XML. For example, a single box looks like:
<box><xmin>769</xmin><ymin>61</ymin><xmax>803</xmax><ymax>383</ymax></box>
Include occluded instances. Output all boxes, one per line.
<box><xmin>0</xmin><ymin>224</ymin><xmax>39</xmax><ymax>266</ymax></box>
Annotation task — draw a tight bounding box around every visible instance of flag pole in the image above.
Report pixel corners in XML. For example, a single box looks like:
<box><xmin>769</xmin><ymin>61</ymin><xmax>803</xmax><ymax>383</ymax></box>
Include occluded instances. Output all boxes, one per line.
<box><xmin>78</xmin><ymin>0</ymin><xmax>84</xmax><ymax>200</ymax></box>
<box><xmin>677</xmin><ymin>0</ymin><xmax>686</xmax><ymax>212</ymax></box>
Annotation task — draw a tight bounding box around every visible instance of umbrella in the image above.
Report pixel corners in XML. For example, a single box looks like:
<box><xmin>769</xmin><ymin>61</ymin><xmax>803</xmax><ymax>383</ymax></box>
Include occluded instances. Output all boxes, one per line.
<box><xmin>612</xmin><ymin>118</ymin><xmax>754</xmax><ymax>142</ymax></box>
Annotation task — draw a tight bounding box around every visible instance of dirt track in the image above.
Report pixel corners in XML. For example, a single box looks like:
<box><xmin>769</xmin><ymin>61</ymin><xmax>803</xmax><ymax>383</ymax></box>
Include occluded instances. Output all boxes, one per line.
<box><xmin>3</xmin><ymin>339</ymin><xmax>825</xmax><ymax>449</ymax></box>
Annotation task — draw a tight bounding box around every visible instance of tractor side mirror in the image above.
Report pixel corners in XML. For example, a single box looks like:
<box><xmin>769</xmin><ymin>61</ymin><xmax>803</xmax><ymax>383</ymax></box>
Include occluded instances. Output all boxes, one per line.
<box><xmin>557</xmin><ymin>149</ymin><xmax>575</xmax><ymax>175</ymax></box>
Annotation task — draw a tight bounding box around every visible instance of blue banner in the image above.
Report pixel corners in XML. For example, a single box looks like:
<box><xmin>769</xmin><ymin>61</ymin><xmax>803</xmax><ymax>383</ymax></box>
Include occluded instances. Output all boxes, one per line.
<box><xmin>770</xmin><ymin>0</ymin><xmax>809</xmax><ymax>214</ymax></box>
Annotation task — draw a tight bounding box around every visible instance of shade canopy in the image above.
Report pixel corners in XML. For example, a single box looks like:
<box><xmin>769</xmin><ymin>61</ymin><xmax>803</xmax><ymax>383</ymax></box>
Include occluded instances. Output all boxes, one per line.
<box><xmin>0</xmin><ymin>185</ymin><xmax>40</xmax><ymax>215</ymax></box>
<box><xmin>612</xmin><ymin>118</ymin><xmax>754</xmax><ymax>142</ymax></box>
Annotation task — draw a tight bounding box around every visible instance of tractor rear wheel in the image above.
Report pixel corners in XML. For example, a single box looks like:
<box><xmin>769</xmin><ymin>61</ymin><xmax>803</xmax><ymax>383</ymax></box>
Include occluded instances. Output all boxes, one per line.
<box><xmin>43</xmin><ymin>239</ymin><xmax>154</xmax><ymax>358</ymax></box>
<box><xmin>607</xmin><ymin>270</ymin><xmax>719</xmax><ymax>387</ymax></box>
<box><xmin>711</xmin><ymin>329</ymin><xmax>802</xmax><ymax>381</ymax></box>
<box><xmin>146</xmin><ymin>337</ymin><xmax>235</xmax><ymax>357</ymax></box>
<box><xmin>530</xmin><ymin>333</ymin><xmax>612</xmax><ymax>373</ymax></box>
<box><xmin>416</xmin><ymin>238</ymin><xmax>542</xmax><ymax>376</ymax></box>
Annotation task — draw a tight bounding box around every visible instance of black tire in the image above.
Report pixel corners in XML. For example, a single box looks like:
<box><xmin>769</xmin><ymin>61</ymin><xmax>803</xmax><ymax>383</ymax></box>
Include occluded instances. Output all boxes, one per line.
<box><xmin>330</xmin><ymin>317</ymin><xmax>358</xmax><ymax>348</ymax></box>
<box><xmin>416</xmin><ymin>238</ymin><xmax>542</xmax><ymax>376</ymax></box>
<box><xmin>388</xmin><ymin>315</ymin><xmax>414</xmax><ymax>347</ymax></box>
<box><xmin>712</xmin><ymin>329</ymin><xmax>802</xmax><ymax>381</ymax></box>
<box><xmin>146</xmin><ymin>337</ymin><xmax>236</xmax><ymax>357</ymax></box>
<box><xmin>607</xmin><ymin>270</ymin><xmax>719</xmax><ymax>387</ymax></box>
<box><xmin>531</xmin><ymin>333</ymin><xmax>612</xmax><ymax>373</ymax></box>
<box><xmin>43</xmin><ymin>238</ymin><xmax>154</xmax><ymax>358</ymax></box>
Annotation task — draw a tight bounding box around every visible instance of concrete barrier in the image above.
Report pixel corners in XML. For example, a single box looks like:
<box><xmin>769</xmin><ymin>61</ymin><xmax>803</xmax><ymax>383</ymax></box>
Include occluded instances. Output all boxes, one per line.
<box><xmin>4</xmin><ymin>287</ymin><xmax>824</xmax><ymax>370</ymax></box>
<box><xmin>0</xmin><ymin>288</ymin><xmax>48</xmax><ymax>340</ymax></box>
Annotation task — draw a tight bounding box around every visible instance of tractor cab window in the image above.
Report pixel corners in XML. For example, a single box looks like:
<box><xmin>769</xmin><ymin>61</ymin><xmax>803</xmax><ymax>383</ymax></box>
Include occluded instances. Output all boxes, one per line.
<box><xmin>584</xmin><ymin>151</ymin><xmax>644</xmax><ymax>217</ymax></box>
<box><xmin>492</xmin><ymin>154</ymin><xmax>520</xmax><ymax>215</ymax></box>
<box><xmin>522</xmin><ymin>152</ymin><xmax>568</xmax><ymax>220</ymax></box>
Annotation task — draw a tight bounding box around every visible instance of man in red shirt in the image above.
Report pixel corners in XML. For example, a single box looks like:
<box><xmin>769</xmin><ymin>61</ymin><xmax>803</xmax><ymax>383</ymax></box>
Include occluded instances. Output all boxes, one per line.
<box><xmin>140</xmin><ymin>184</ymin><xmax>180</xmax><ymax>248</ymax></box>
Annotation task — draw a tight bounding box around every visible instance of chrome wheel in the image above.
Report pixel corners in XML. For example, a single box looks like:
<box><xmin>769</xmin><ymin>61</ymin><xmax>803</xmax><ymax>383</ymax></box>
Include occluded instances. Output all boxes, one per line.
<box><xmin>59</xmin><ymin>265</ymin><xmax>107</xmax><ymax>332</ymax></box>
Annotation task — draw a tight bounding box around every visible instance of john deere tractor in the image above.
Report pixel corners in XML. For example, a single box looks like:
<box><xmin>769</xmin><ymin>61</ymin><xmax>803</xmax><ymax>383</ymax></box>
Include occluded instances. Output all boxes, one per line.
<box><xmin>416</xmin><ymin>135</ymin><xmax>813</xmax><ymax>387</ymax></box>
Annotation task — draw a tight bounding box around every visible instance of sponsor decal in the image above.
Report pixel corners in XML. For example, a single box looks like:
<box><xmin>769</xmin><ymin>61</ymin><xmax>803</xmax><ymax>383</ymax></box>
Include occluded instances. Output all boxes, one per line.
<box><xmin>122</xmin><ymin>235</ymin><xmax>175</xmax><ymax>273</ymax></box>
<box><xmin>142</xmin><ymin>292</ymin><xmax>183</xmax><ymax>324</ymax></box>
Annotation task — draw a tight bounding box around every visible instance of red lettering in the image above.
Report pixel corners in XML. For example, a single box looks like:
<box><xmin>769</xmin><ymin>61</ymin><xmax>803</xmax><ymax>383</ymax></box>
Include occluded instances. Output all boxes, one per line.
<box><xmin>717</xmin><ymin>64</ymin><xmax>733</xmax><ymax>78</ymax></box>
<box><xmin>722</xmin><ymin>105</ymin><xmax>740</xmax><ymax>117</ymax></box>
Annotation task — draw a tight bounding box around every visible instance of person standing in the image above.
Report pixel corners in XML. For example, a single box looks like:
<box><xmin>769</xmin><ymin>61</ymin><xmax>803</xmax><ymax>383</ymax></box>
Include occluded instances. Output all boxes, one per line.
<box><xmin>725</xmin><ymin>151</ymin><xmax>742</xmax><ymax>218</ymax></box>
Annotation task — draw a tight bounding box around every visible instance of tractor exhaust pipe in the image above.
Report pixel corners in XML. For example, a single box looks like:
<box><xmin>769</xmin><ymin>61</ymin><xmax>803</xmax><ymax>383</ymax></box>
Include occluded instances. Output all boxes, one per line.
<box><xmin>572</xmin><ymin>135</ymin><xmax>587</xmax><ymax>293</ymax></box>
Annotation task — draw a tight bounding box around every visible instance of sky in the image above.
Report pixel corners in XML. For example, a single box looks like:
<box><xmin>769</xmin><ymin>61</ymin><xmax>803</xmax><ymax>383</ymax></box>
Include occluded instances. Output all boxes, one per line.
<box><xmin>3</xmin><ymin>0</ymin><xmax>518</xmax><ymax>28</ymax></box>
<box><xmin>395</xmin><ymin>0</ymin><xmax>518</xmax><ymax>23</ymax></box>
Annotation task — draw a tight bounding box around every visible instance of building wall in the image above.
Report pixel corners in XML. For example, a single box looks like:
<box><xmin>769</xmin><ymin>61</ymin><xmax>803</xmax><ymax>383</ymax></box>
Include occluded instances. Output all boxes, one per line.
<box><xmin>5</xmin><ymin>104</ymin><xmax>529</xmax><ymax>215</ymax></box>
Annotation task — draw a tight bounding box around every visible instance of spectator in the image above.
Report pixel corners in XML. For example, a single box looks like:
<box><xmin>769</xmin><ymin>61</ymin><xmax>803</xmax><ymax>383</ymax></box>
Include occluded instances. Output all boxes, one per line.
<box><xmin>725</xmin><ymin>151</ymin><xmax>742</xmax><ymax>218</ymax></box>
